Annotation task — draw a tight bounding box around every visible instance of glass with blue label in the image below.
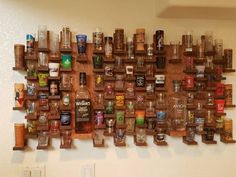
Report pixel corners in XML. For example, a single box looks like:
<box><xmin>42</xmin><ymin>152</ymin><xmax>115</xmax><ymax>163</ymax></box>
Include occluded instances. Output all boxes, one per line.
<box><xmin>76</xmin><ymin>34</ymin><xmax>87</xmax><ymax>54</ymax></box>
<box><xmin>156</xmin><ymin>110</ymin><xmax>167</xmax><ymax>122</ymax></box>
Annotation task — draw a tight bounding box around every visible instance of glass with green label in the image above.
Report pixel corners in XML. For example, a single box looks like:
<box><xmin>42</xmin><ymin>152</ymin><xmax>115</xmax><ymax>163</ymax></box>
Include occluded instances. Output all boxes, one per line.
<box><xmin>61</xmin><ymin>54</ymin><xmax>72</xmax><ymax>69</ymax></box>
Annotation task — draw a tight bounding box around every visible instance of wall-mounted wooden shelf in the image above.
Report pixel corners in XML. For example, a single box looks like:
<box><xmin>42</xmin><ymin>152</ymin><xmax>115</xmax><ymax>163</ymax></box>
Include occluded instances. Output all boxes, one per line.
<box><xmin>13</xmin><ymin>107</ymin><xmax>25</xmax><ymax>111</ymax></box>
<box><xmin>13</xmin><ymin>67</ymin><xmax>26</xmax><ymax>71</ymax></box>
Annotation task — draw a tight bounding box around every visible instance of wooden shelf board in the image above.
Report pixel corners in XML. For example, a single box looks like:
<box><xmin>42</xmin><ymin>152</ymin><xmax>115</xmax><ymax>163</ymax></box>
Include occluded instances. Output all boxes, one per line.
<box><xmin>146</xmin><ymin>130</ymin><xmax>156</xmax><ymax>135</ymax></box>
<box><xmin>114</xmin><ymin>68</ymin><xmax>125</xmax><ymax>74</ymax></box>
<box><xmin>103</xmin><ymin>58</ymin><xmax>115</xmax><ymax>63</ymax></box>
<box><xmin>134</xmin><ymin>50</ymin><xmax>146</xmax><ymax>55</ymax></box>
<box><xmin>155</xmin><ymin>87</ymin><xmax>167</xmax><ymax>92</ymax></box>
<box><xmin>205</xmin><ymin>68</ymin><xmax>214</xmax><ymax>74</ymax></box>
<box><xmin>225</xmin><ymin>104</ymin><xmax>236</xmax><ymax>108</ymax></box>
<box><xmin>93</xmin><ymin>139</ymin><xmax>105</xmax><ymax>147</ymax></box>
<box><xmin>37</xmin><ymin>66</ymin><xmax>49</xmax><ymax>72</ymax></box>
<box><xmin>183</xmin><ymin>138</ymin><xmax>198</xmax><ymax>145</ymax></box>
<box><xmin>48</xmin><ymin>95</ymin><xmax>61</xmax><ymax>100</ymax></box>
<box><xmin>114</xmin><ymin>88</ymin><xmax>125</xmax><ymax>92</ymax></box>
<box><xmin>60</xmin><ymin>86</ymin><xmax>72</xmax><ymax>91</ymax></box>
<box><xmin>77</xmin><ymin>55</ymin><xmax>88</xmax><ymax>62</ymax></box>
<box><xmin>37</xmin><ymin>145</ymin><xmax>49</xmax><ymax>150</ymax></box>
<box><xmin>25</xmin><ymin>133</ymin><xmax>38</xmax><ymax>139</ymax></box>
<box><xmin>104</xmin><ymin>114</ymin><xmax>115</xmax><ymax>119</ymax></box>
<box><xmin>38</xmin><ymin>48</ymin><xmax>49</xmax><ymax>52</ymax></box>
<box><xmin>60</xmin><ymin>125</ymin><xmax>72</xmax><ymax>130</ymax></box>
<box><xmin>60</xmin><ymin>68</ymin><xmax>72</xmax><ymax>72</ymax></box>
<box><xmin>184</xmin><ymin>87</ymin><xmax>197</xmax><ymax>92</ymax></box>
<box><xmin>37</xmin><ymin>86</ymin><xmax>49</xmax><ymax>91</ymax></box>
<box><xmin>156</xmin><ymin>105</ymin><xmax>167</xmax><ymax>110</ymax></box>
<box><xmin>168</xmin><ymin>59</ymin><xmax>181</xmax><ymax>64</ymax></box>
<box><xmin>49</xmin><ymin>55</ymin><xmax>60</xmax><ymax>61</ymax></box>
<box><xmin>215</xmin><ymin>112</ymin><xmax>226</xmax><ymax>116</ymax></box>
<box><xmin>123</xmin><ymin>58</ymin><xmax>136</xmax><ymax>63</ymax></box>
<box><xmin>37</xmin><ymin>125</ymin><xmax>49</xmax><ymax>131</ymax></box>
<box><xmin>214</xmin><ymin>95</ymin><xmax>225</xmax><ymax>99</ymax></box>
<box><xmin>24</xmin><ymin>54</ymin><xmax>37</xmax><ymax>60</ymax></box>
<box><xmin>223</xmin><ymin>68</ymin><xmax>235</xmax><ymax>73</ymax></box>
<box><xmin>205</xmin><ymin>51</ymin><xmax>215</xmax><ymax>56</ymax></box>
<box><xmin>60</xmin><ymin>47</ymin><xmax>72</xmax><ymax>53</ymax></box>
<box><xmin>125</xmin><ymin>95</ymin><xmax>136</xmax><ymax>100</ymax></box>
<box><xmin>195</xmin><ymin>77</ymin><xmax>208</xmax><ymax>82</ymax></box>
<box><xmin>113</xmin><ymin>49</ymin><xmax>126</xmax><ymax>55</ymax></box>
<box><xmin>187</xmin><ymin>104</ymin><xmax>197</xmax><ymax>109</ymax></box>
<box><xmin>94</xmin><ymin>124</ymin><xmax>106</xmax><ymax>129</ymax></box>
<box><xmin>49</xmin><ymin>132</ymin><xmax>60</xmax><ymax>138</ymax></box>
<box><xmin>167</xmin><ymin>130</ymin><xmax>187</xmax><ymax>137</ymax></box>
<box><xmin>155</xmin><ymin>69</ymin><xmax>166</xmax><ymax>73</ymax></box>
<box><xmin>60</xmin><ymin>144</ymin><xmax>72</xmax><ymax>149</ymax></box>
<box><xmin>203</xmin><ymin>105</ymin><xmax>215</xmax><ymax>109</ymax></box>
<box><xmin>206</xmin><ymin>87</ymin><xmax>216</xmax><ymax>91</ymax></box>
<box><xmin>13</xmin><ymin>67</ymin><xmax>26</xmax><ymax>71</ymax></box>
<box><xmin>126</xmin><ymin>131</ymin><xmax>135</xmax><ymax>136</ymax></box>
<box><xmin>154</xmin><ymin>50</ymin><xmax>166</xmax><ymax>55</ymax></box>
<box><xmin>194</xmin><ymin>59</ymin><xmax>207</xmax><ymax>64</ymax></box>
<box><xmin>213</xmin><ymin>59</ymin><xmax>225</xmax><ymax>64</ymax></box>
<box><xmin>183</xmin><ymin>69</ymin><xmax>197</xmax><ymax>74</ymax></box>
<box><xmin>25</xmin><ymin>76</ymin><xmax>37</xmax><ymax>80</ymax></box>
<box><xmin>103</xmin><ymin>76</ymin><xmax>115</xmax><ymax>81</ymax></box>
<box><xmin>146</xmin><ymin>113</ymin><xmax>156</xmax><ymax>118</ymax></box>
<box><xmin>205</xmin><ymin>123</ymin><xmax>216</xmax><ymax>127</ymax></box>
<box><xmin>104</xmin><ymin>95</ymin><xmax>115</xmax><ymax>100</ymax></box>
<box><xmin>25</xmin><ymin>114</ymin><xmax>37</xmax><ymax>120</ymax></box>
<box><xmin>115</xmin><ymin>106</ymin><xmax>126</xmax><ymax>110</ymax></box>
<box><xmin>146</xmin><ymin>94</ymin><xmax>156</xmax><ymax>100</ymax></box>
<box><xmin>125</xmin><ymin>113</ymin><xmax>135</xmax><ymax>118</ymax></box>
<box><xmin>135</xmin><ymin>87</ymin><xmax>146</xmax><ymax>92</ymax></box>
<box><xmin>202</xmin><ymin>140</ymin><xmax>217</xmax><ymax>144</ymax></box>
<box><xmin>116</xmin><ymin>124</ymin><xmax>127</xmax><ymax>129</ymax></box>
<box><xmin>93</xmin><ymin>49</ymin><xmax>105</xmax><ymax>54</ymax></box>
<box><xmin>48</xmin><ymin>114</ymin><xmax>60</xmax><ymax>120</ymax></box>
<box><xmin>60</xmin><ymin>105</ymin><xmax>72</xmax><ymax>111</ymax></box>
<box><xmin>13</xmin><ymin>107</ymin><xmax>25</xmax><ymax>111</ymax></box>
<box><xmin>39</xmin><ymin>107</ymin><xmax>49</xmax><ymax>111</ymax></box>
<box><xmin>93</xmin><ymin>105</ymin><xmax>104</xmax><ymax>110</ymax></box>
<box><xmin>144</xmin><ymin>58</ymin><xmax>156</xmax><ymax>63</ymax></box>
<box><xmin>72</xmin><ymin>131</ymin><xmax>92</xmax><ymax>139</ymax></box>
<box><xmin>93</xmin><ymin>68</ymin><xmax>104</xmax><ymax>73</ymax></box>
<box><xmin>25</xmin><ymin>95</ymin><xmax>37</xmax><ymax>100</ymax></box>
<box><xmin>153</xmin><ymin>140</ymin><xmax>168</xmax><ymax>146</ymax></box>
<box><xmin>104</xmin><ymin>131</ymin><xmax>115</xmax><ymax>136</ymax></box>
<box><xmin>125</xmin><ymin>76</ymin><xmax>135</xmax><ymax>81</ymax></box>
<box><xmin>183</xmin><ymin>51</ymin><xmax>197</xmax><ymax>57</ymax></box>
<box><xmin>114</xmin><ymin>141</ymin><xmax>126</xmax><ymax>147</ymax></box>
<box><xmin>146</xmin><ymin>76</ymin><xmax>155</xmax><ymax>81</ymax></box>
<box><xmin>134</xmin><ymin>136</ymin><xmax>147</xmax><ymax>146</ymax></box>
<box><xmin>220</xmin><ymin>139</ymin><xmax>236</xmax><ymax>144</ymax></box>
<box><xmin>13</xmin><ymin>146</ymin><xmax>26</xmax><ymax>151</ymax></box>
<box><xmin>48</xmin><ymin>76</ymin><xmax>60</xmax><ymax>80</ymax></box>
<box><xmin>196</xmin><ymin>131</ymin><xmax>206</xmax><ymax>135</ymax></box>
<box><xmin>135</xmin><ymin>68</ymin><xmax>146</xmax><ymax>73</ymax></box>
<box><xmin>186</xmin><ymin>123</ymin><xmax>197</xmax><ymax>127</ymax></box>
<box><xmin>214</xmin><ymin>76</ymin><xmax>226</xmax><ymax>81</ymax></box>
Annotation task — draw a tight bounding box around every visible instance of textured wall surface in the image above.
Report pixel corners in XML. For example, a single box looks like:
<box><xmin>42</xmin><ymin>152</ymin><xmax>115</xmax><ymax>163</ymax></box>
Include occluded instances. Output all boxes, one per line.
<box><xmin>1</xmin><ymin>0</ymin><xmax>236</xmax><ymax>177</ymax></box>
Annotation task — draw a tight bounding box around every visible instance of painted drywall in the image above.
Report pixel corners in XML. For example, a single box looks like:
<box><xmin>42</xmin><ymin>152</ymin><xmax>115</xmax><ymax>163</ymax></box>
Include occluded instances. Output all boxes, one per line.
<box><xmin>1</xmin><ymin>0</ymin><xmax>236</xmax><ymax>177</ymax></box>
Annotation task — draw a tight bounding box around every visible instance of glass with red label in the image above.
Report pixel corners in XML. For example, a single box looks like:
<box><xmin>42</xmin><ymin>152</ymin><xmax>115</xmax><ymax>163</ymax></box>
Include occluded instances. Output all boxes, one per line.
<box><xmin>185</xmin><ymin>56</ymin><xmax>194</xmax><ymax>70</ymax></box>
<box><xmin>183</xmin><ymin>76</ymin><xmax>194</xmax><ymax>89</ymax></box>
<box><xmin>215</xmin><ymin>83</ymin><xmax>225</xmax><ymax>97</ymax></box>
<box><xmin>215</xmin><ymin>99</ymin><xmax>225</xmax><ymax>113</ymax></box>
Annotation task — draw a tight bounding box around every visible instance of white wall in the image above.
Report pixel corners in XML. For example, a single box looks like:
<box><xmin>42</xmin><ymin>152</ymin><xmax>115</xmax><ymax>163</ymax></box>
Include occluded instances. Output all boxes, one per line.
<box><xmin>1</xmin><ymin>0</ymin><xmax>236</xmax><ymax>177</ymax></box>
